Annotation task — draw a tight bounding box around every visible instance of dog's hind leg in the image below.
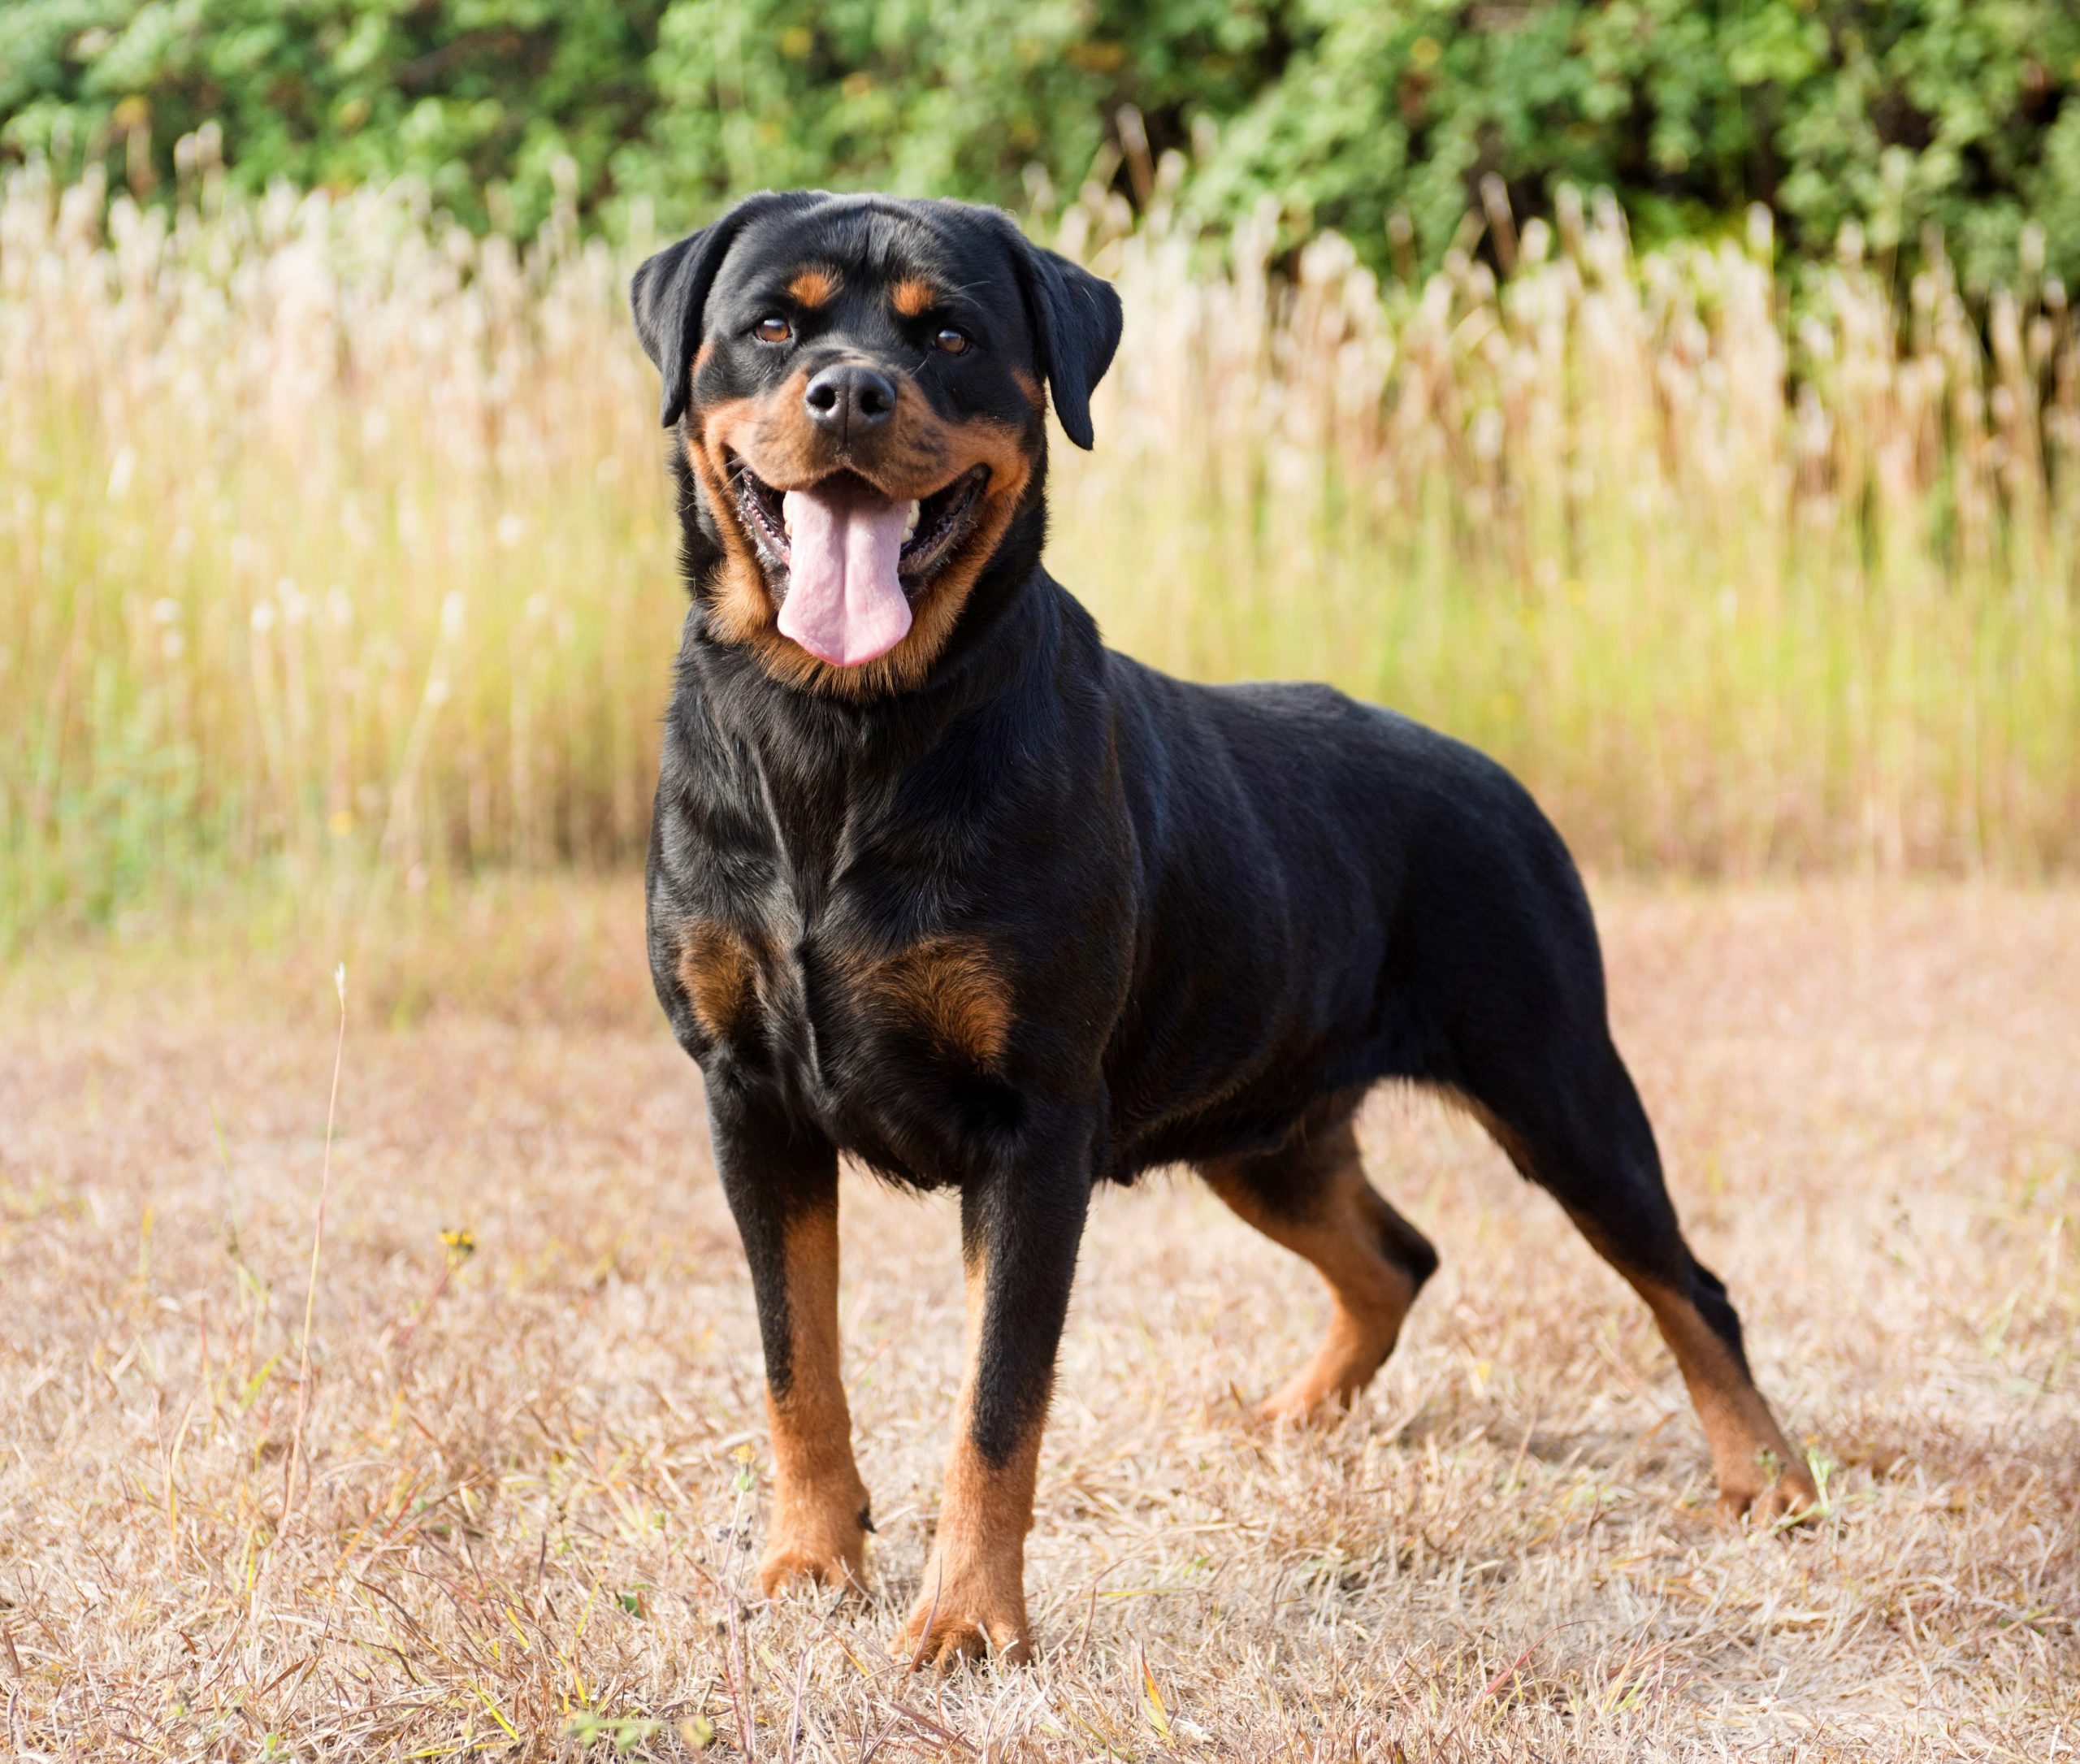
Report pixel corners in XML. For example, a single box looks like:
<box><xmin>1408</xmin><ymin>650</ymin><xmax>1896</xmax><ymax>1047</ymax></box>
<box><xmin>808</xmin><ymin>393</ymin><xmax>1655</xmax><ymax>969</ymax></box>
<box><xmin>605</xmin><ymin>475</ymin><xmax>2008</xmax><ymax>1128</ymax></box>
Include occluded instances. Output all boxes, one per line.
<box><xmin>1200</xmin><ymin>1114</ymin><xmax>1439</xmax><ymax>1421</ymax></box>
<box><xmin>1458</xmin><ymin>1039</ymin><xmax>1817</xmax><ymax>1523</ymax></box>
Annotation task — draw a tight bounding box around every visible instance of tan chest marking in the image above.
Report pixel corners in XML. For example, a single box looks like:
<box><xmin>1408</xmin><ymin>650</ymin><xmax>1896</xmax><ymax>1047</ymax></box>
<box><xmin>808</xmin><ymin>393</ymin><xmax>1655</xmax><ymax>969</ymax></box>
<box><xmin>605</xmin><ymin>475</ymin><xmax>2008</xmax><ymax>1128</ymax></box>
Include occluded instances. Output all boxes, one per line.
<box><xmin>678</xmin><ymin>921</ymin><xmax>759</xmax><ymax>1040</ymax></box>
<box><xmin>858</xmin><ymin>937</ymin><xmax>1012</xmax><ymax>1067</ymax></box>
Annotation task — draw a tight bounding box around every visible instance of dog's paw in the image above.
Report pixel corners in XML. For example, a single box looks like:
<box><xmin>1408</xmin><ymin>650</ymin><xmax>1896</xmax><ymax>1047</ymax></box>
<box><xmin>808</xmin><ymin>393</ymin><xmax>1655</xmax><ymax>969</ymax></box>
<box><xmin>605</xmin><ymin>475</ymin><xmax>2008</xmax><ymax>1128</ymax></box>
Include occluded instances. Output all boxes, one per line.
<box><xmin>1254</xmin><ymin>1392</ymin><xmax>1332</xmax><ymax>1427</ymax></box>
<box><xmin>1245</xmin><ymin>1330</ymin><xmax>1393</xmax><ymax>1425</ymax></box>
<box><xmin>758</xmin><ymin>1541</ymin><xmax>863</xmax><ymax>1597</ymax></box>
<box><xmin>758</xmin><ymin>1521</ymin><xmax>867</xmax><ymax>1598</ymax></box>
<box><xmin>892</xmin><ymin>1571</ymin><xmax>1030</xmax><ymax>1671</ymax></box>
<box><xmin>1716</xmin><ymin>1458</ymin><xmax>1821</xmax><ymax>1529</ymax></box>
<box><xmin>1250</xmin><ymin>1372</ymin><xmax>1358</xmax><ymax>1427</ymax></box>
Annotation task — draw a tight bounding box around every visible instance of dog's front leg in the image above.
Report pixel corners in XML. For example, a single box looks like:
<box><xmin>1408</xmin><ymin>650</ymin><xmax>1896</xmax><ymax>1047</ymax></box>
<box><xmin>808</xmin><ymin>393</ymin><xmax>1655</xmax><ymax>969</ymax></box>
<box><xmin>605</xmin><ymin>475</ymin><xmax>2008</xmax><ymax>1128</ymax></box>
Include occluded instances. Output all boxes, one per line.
<box><xmin>707</xmin><ymin>1086</ymin><xmax>871</xmax><ymax>1597</ymax></box>
<box><xmin>899</xmin><ymin>1121</ymin><xmax>1096</xmax><ymax>1668</ymax></box>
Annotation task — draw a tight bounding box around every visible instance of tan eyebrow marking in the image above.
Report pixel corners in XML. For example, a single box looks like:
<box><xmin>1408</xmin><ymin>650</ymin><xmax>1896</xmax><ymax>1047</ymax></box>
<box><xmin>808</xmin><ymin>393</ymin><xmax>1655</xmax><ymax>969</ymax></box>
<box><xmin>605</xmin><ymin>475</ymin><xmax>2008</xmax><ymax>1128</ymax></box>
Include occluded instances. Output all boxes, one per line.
<box><xmin>786</xmin><ymin>267</ymin><xmax>841</xmax><ymax>308</ymax></box>
<box><xmin>890</xmin><ymin>276</ymin><xmax>940</xmax><ymax>318</ymax></box>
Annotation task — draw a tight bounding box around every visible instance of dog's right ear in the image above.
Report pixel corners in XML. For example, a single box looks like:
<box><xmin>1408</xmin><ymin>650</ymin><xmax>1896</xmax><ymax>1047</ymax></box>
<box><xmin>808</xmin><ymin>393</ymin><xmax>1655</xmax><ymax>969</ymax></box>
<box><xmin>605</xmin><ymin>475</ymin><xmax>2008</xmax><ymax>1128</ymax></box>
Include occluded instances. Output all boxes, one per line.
<box><xmin>630</xmin><ymin>192</ymin><xmax>817</xmax><ymax>428</ymax></box>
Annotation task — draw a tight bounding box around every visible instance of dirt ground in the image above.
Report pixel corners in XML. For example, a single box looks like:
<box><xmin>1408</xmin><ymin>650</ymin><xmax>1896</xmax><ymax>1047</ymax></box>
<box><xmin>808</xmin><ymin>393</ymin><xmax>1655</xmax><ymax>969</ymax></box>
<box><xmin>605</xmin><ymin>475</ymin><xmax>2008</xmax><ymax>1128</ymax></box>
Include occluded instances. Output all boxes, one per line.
<box><xmin>2</xmin><ymin>882</ymin><xmax>2076</xmax><ymax>1761</ymax></box>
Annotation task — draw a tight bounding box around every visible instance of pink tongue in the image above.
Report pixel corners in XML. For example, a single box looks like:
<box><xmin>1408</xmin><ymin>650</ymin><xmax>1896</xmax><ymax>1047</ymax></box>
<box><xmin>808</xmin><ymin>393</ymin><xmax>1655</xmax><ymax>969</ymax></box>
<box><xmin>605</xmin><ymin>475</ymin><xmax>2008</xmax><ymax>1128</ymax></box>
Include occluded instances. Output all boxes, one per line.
<box><xmin>778</xmin><ymin>480</ymin><xmax>912</xmax><ymax>667</ymax></box>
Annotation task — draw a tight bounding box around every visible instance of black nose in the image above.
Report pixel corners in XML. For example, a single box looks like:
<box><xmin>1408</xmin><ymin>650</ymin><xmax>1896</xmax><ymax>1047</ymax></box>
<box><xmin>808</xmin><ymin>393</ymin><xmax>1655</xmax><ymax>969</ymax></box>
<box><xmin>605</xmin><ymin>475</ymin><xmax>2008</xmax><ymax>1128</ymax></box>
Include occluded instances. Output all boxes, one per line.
<box><xmin>803</xmin><ymin>363</ymin><xmax>896</xmax><ymax>436</ymax></box>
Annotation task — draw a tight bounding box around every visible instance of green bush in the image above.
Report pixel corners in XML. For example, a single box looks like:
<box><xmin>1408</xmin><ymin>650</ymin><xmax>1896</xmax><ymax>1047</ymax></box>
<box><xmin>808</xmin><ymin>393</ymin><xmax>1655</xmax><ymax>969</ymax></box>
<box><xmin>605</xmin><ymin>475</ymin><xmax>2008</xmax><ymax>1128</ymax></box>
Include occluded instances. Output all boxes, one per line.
<box><xmin>0</xmin><ymin>0</ymin><xmax>671</xmax><ymax>234</ymax></box>
<box><xmin>1195</xmin><ymin>0</ymin><xmax>2080</xmax><ymax>288</ymax></box>
<box><xmin>5</xmin><ymin>1</ymin><xmax>2079</xmax><ymax>284</ymax></box>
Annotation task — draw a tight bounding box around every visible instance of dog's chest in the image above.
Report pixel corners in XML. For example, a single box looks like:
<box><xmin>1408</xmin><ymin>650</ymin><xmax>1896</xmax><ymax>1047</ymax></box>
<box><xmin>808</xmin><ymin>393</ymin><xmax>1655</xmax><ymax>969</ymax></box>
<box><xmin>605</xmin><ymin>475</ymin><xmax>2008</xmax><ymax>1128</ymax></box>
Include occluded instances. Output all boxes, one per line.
<box><xmin>671</xmin><ymin>908</ymin><xmax>1014</xmax><ymax>1084</ymax></box>
<box><xmin>655</xmin><ymin>709</ymin><xmax>1036</xmax><ymax>1135</ymax></box>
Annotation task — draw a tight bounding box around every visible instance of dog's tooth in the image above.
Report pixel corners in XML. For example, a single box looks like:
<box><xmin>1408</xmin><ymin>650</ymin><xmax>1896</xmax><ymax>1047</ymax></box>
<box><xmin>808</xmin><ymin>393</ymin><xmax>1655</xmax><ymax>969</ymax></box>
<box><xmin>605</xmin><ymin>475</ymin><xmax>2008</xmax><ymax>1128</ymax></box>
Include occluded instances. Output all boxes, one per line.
<box><xmin>782</xmin><ymin>513</ymin><xmax>792</xmax><ymax>536</ymax></box>
<box><xmin>902</xmin><ymin>501</ymin><xmax>920</xmax><ymax>542</ymax></box>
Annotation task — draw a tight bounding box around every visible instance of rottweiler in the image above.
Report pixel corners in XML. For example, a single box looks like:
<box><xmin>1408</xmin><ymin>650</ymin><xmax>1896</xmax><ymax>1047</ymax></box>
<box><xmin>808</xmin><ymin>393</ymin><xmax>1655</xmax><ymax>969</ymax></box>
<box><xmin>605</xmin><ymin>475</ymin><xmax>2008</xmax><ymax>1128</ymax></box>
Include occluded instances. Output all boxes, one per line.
<box><xmin>629</xmin><ymin>191</ymin><xmax>1816</xmax><ymax>1668</ymax></box>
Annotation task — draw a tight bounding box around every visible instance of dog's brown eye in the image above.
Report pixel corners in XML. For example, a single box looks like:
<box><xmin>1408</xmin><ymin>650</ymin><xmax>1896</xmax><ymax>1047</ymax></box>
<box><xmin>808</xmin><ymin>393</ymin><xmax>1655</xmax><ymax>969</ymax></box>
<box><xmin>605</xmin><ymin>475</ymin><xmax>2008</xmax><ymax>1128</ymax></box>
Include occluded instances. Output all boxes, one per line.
<box><xmin>934</xmin><ymin>327</ymin><xmax>970</xmax><ymax>355</ymax></box>
<box><xmin>754</xmin><ymin>314</ymin><xmax>792</xmax><ymax>344</ymax></box>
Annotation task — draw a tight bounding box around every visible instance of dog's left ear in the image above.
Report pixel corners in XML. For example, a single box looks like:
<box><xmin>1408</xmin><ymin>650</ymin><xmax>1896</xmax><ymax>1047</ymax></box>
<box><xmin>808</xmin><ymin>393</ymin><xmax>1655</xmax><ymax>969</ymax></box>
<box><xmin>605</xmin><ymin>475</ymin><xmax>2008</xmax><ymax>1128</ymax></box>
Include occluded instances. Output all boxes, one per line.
<box><xmin>631</xmin><ymin>191</ymin><xmax>820</xmax><ymax>428</ymax></box>
<box><xmin>998</xmin><ymin>221</ymin><xmax>1124</xmax><ymax>451</ymax></box>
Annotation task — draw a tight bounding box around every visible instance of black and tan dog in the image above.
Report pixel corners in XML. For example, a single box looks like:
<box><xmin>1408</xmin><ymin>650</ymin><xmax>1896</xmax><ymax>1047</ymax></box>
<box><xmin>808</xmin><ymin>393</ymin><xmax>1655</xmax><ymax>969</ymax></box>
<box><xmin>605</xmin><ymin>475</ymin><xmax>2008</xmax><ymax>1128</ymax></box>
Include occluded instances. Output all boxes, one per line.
<box><xmin>630</xmin><ymin>191</ymin><xmax>1815</xmax><ymax>1667</ymax></box>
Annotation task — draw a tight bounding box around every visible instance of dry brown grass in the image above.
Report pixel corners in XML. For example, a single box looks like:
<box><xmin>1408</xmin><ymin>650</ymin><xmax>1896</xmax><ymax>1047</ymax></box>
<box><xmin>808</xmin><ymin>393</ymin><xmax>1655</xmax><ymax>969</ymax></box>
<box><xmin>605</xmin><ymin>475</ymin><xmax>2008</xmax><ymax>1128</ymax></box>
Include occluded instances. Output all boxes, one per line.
<box><xmin>2</xmin><ymin>880</ymin><xmax>2076</xmax><ymax>1760</ymax></box>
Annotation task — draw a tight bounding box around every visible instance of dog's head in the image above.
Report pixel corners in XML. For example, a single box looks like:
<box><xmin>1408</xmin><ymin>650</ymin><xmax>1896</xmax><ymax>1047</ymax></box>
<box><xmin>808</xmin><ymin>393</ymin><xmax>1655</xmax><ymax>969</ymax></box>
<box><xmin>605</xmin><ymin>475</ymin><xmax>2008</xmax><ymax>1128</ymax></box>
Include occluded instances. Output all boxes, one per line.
<box><xmin>630</xmin><ymin>192</ymin><xmax>1122</xmax><ymax>696</ymax></box>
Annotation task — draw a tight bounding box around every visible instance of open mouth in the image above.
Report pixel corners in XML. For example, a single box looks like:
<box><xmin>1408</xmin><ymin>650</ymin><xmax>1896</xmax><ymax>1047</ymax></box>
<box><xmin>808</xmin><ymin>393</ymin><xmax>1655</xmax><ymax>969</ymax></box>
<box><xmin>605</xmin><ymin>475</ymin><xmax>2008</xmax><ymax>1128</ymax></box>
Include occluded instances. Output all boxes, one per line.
<box><xmin>724</xmin><ymin>457</ymin><xmax>990</xmax><ymax>668</ymax></box>
<box><xmin>730</xmin><ymin>459</ymin><xmax>989</xmax><ymax>587</ymax></box>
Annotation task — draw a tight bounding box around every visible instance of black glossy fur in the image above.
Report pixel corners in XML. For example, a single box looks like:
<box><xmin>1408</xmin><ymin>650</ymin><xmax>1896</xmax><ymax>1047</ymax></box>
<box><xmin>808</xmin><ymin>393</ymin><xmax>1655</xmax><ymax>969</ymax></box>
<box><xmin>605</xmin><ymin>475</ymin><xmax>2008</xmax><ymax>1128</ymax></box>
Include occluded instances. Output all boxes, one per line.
<box><xmin>630</xmin><ymin>192</ymin><xmax>1807</xmax><ymax>1658</ymax></box>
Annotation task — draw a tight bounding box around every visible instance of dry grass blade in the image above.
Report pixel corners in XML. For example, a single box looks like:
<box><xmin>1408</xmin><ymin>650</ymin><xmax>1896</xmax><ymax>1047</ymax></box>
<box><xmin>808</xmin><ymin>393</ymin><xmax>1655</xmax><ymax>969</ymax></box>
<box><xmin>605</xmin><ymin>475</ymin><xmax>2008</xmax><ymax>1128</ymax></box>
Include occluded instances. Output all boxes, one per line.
<box><xmin>280</xmin><ymin>962</ymin><xmax>347</xmax><ymax>1531</ymax></box>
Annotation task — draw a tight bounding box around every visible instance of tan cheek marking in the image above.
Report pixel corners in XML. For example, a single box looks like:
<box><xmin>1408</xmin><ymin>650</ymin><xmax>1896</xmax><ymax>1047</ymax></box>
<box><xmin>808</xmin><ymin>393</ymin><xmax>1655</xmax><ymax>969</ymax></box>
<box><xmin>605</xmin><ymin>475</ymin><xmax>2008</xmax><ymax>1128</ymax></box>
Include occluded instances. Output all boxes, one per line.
<box><xmin>688</xmin><ymin>378</ymin><xmax>824</xmax><ymax>648</ymax></box>
<box><xmin>933</xmin><ymin>411</ymin><xmax>1033</xmax><ymax>490</ymax></box>
<box><xmin>860</xmin><ymin>937</ymin><xmax>1013</xmax><ymax>1066</ymax></box>
<box><xmin>1011</xmin><ymin>369</ymin><xmax>1043</xmax><ymax>413</ymax></box>
<box><xmin>860</xmin><ymin>378</ymin><xmax>958</xmax><ymax>494</ymax></box>
<box><xmin>890</xmin><ymin>276</ymin><xmax>940</xmax><ymax>318</ymax></box>
<box><xmin>677</xmin><ymin>921</ymin><xmax>758</xmax><ymax>1040</ymax></box>
<box><xmin>787</xmin><ymin>267</ymin><xmax>841</xmax><ymax>308</ymax></box>
<box><xmin>682</xmin><ymin>425</ymin><xmax>770</xmax><ymax>650</ymax></box>
<box><xmin>678</xmin><ymin>341</ymin><xmax>717</xmax><ymax>418</ymax></box>
<box><xmin>718</xmin><ymin>371</ymin><xmax>833</xmax><ymax>493</ymax></box>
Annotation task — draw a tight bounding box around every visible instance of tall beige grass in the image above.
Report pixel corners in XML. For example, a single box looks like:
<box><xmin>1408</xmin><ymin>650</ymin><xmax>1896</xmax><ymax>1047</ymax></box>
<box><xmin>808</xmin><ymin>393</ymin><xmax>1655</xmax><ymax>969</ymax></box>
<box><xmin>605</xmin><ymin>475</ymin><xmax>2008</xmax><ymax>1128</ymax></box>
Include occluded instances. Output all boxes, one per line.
<box><xmin>4</xmin><ymin>146</ymin><xmax>2077</xmax><ymax>932</ymax></box>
